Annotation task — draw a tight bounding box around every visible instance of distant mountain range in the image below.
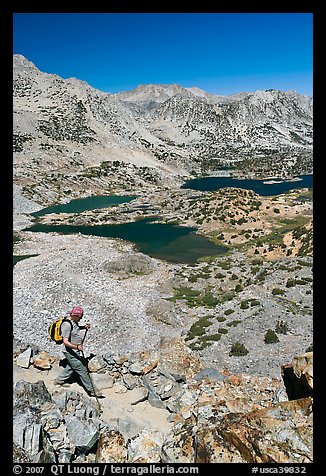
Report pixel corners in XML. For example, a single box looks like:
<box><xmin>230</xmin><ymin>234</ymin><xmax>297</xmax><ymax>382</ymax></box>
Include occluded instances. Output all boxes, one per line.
<box><xmin>13</xmin><ymin>54</ymin><xmax>313</xmax><ymax>203</ymax></box>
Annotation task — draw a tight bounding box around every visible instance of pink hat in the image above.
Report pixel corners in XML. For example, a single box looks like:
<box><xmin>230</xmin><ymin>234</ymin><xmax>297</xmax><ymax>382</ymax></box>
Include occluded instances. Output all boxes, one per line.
<box><xmin>70</xmin><ymin>306</ymin><xmax>84</xmax><ymax>317</ymax></box>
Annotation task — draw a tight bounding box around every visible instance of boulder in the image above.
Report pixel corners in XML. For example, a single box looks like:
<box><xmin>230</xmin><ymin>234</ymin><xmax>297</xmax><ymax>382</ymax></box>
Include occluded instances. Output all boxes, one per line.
<box><xmin>46</xmin><ymin>423</ymin><xmax>71</xmax><ymax>453</ymax></box>
<box><xmin>161</xmin><ymin>420</ymin><xmax>196</xmax><ymax>463</ymax></box>
<box><xmin>91</xmin><ymin>373</ymin><xmax>114</xmax><ymax>391</ymax></box>
<box><xmin>32</xmin><ymin>351</ymin><xmax>56</xmax><ymax>370</ymax></box>
<box><xmin>103</xmin><ymin>253</ymin><xmax>156</xmax><ymax>276</ymax></box>
<box><xmin>194</xmin><ymin>427</ymin><xmax>245</xmax><ymax>463</ymax></box>
<box><xmin>127</xmin><ymin>429</ymin><xmax>164</xmax><ymax>463</ymax></box>
<box><xmin>143</xmin><ymin>370</ymin><xmax>182</xmax><ymax>404</ymax></box>
<box><xmin>87</xmin><ymin>354</ymin><xmax>107</xmax><ymax>372</ymax></box>
<box><xmin>157</xmin><ymin>337</ymin><xmax>202</xmax><ymax>380</ymax></box>
<box><xmin>13</xmin><ymin>380</ymin><xmax>54</xmax><ymax>412</ymax></box>
<box><xmin>194</xmin><ymin>367</ymin><xmax>228</xmax><ymax>383</ymax></box>
<box><xmin>217</xmin><ymin>397</ymin><xmax>313</xmax><ymax>463</ymax></box>
<box><xmin>95</xmin><ymin>429</ymin><xmax>127</xmax><ymax>463</ymax></box>
<box><xmin>13</xmin><ymin>414</ymin><xmax>42</xmax><ymax>455</ymax></box>
<box><xmin>64</xmin><ymin>415</ymin><xmax>100</xmax><ymax>454</ymax></box>
<box><xmin>16</xmin><ymin>347</ymin><xmax>32</xmax><ymax>368</ymax></box>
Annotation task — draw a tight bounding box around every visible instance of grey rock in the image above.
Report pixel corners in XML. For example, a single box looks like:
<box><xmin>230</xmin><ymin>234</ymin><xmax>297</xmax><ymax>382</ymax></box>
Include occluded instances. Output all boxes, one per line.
<box><xmin>166</xmin><ymin>388</ymin><xmax>198</xmax><ymax>414</ymax></box>
<box><xmin>147</xmin><ymin>390</ymin><xmax>167</xmax><ymax>410</ymax></box>
<box><xmin>64</xmin><ymin>415</ymin><xmax>100</xmax><ymax>454</ymax></box>
<box><xmin>24</xmin><ymin>423</ymin><xmax>42</xmax><ymax>455</ymax></box>
<box><xmin>13</xmin><ymin>380</ymin><xmax>53</xmax><ymax>412</ymax></box>
<box><xmin>87</xmin><ymin>354</ymin><xmax>107</xmax><ymax>372</ymax></box>
<box><xmin>122</xmin><ymin>372</ymin><xmax>142</xmax><ymax>390</ymax></box>
<box><xmin>13</xmin><ymin>414</ymin><xmax>30</xmax><ymax>449</ymax></box>
<box><xmin>194</xmin><ymin>368</ymin><xmax>228</xmax><ymax>382</ymax></box>
<box><xmin>41</xmin><ymin>409</ymin><xmax>63</xmax><ymax>430</ymax></box>
<box><xmin>16</xmin><ymin>347</ymin><xmax>32</xmax><ymax>368</ymax></box>
<box><xmin>92</xmin><ymin>373</ymin><xmax>114</xmax><ymax>390</ymax></box>
<box><xmin>102</xmin><ymin>352</ymin><xmax>115</xmax><ymax>365</ymax></box>
<box><xmin>57</xmin><ymin>450</ymin><xmax>73</xmax><ymax>463</ymax></box>
<box><xmin>129</xmin><ymin>362</ymin><xmax>144</xmax><ymax>374</ymax></box>
<box><xmin>129</xmin><ymin>386</ymin><xmax>149</xmax><ymax>405</ymax></box>
<box><xmin>32</xmin><ymin>448</ymin><xmax>57</xmax><ymax>463</ymax></box>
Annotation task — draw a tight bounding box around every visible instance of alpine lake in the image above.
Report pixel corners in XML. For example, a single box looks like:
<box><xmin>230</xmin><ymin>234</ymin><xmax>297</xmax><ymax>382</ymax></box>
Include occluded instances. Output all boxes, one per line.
<box><xmin>19</xmin><ymin>174</ymin><xmax>312</xmax><ymax>265</ymax></box>
<box><xmin>181</xmin><ymin>174</ymin><xmax>313</xmax><ymax>196</ymax></box>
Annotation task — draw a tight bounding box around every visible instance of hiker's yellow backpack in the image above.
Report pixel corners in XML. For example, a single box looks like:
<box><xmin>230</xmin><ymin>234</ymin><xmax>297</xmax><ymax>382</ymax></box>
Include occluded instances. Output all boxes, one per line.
<box><xmin>48</xmin><ymin>317</ymin><xmax>72</xmax><ymax>344</ymax></box>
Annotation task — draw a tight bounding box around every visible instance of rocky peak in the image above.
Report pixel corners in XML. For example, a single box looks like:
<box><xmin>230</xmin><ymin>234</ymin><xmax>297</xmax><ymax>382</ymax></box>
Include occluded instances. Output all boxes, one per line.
<box><xmin>116</xmin><ymin>83</ymin><xmax>194</xmax><ymax>103</ymax></box>
<box><xmin>185</xmin><ymin>86</ymin><xmax>234</xmax><ymax>104</ymax></box>
<box><xmin>246</xmin><ymin>89</ymin><xmax>313</xmax><ymax>115</ymax></box>
<box><xmin>13</xmin><ymin>53</ymin><xmax>38</xmax><ymax>71</ymax></box>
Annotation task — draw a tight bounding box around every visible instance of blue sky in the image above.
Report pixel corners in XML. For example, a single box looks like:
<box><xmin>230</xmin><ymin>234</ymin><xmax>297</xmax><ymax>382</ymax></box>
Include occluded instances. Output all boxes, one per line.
<box><xmin>13</xmin><ymin>13</ymin><xmax>313</xmax><ymax>96</ymax></box>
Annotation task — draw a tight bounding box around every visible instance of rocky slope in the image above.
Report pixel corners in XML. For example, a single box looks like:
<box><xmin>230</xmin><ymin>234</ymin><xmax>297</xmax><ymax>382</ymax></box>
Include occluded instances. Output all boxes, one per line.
<box><xmin>13</xmin><ymin>337</ymin><xmax>313</xmax><ymax>464</ymax></box>
<box><xmin>13</xmin><ymin>222</ymin><xmax>313</xmax><ymax>380</ymax></box>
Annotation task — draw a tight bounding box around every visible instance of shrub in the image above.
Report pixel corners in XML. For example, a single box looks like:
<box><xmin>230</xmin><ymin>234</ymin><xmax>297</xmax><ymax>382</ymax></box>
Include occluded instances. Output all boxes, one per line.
<box><xmin>264</xmin><ymin>329</ymin><xmax>279</xmax><ymax>344</ymax></box>
<box><xmin>185</xmin><ymin>316</ymin><xmax>213</xmax><ymax>341</ymax></box>
<box><xmin>172</xmin><ymin>286</ymin><xmax>201</xmax><ymax>305</ymax></box>
<box><xmin>217</xmin><ymin>316</ymin><xmax>226</xmax><ymax>322</ymax></box>
<box><xmin>224</xmin><ymin>309</ymin><xmax>235</xmax><ymax>315</ymax></box>
<box><xmin>272</xmin><ymin>288</ymin><xmax>285</xmax><ymax>295</ymax></box>
<box><xmin>230</xmin><ymin>342</ymin><xmax>249</xmax><ymax>356</ymax></box>
<box><xmin>200</xmin><ymin>291</ymin><xmax>219</xmax><ymax>308</ymax></box>
<box><xmin>286</xmin><ymin>278</ymin><xmax>296</xmax><ymax>288</ymax></box>
<box><xmin>227</xmin><ymin>320</ymin><xmax>241</xmax><ymax>327</ymax></box>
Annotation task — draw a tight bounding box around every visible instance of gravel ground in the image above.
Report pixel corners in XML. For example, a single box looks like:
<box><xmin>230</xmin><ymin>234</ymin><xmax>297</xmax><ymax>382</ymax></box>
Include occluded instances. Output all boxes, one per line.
<box><xmin>13</xmin><ymin>231</ymin><xmax>188</xmax><ymax>358</ymax></box>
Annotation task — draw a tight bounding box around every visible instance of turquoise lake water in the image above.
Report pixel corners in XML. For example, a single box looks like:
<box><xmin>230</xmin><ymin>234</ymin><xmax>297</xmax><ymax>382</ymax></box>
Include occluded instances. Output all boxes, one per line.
<box><xmin>24</xmin><ymin>173</ymin><xmax>312</xmax><ymax>264</ymax></box>
<box><xmin>25</xmin><ymin>217</ymin><xmax>228</xmax><ymax>264</ymax></box>
<box><xmin>32</xmin><ymin>194</ymin><xmax>136</xmax><ymax>216</ymax></box>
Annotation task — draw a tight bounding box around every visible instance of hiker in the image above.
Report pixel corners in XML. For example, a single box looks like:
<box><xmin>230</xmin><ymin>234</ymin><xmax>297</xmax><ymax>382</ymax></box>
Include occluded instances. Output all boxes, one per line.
<box><xmin>54</xmin><ymin>305</ymin><xmax>104</xmax><ymax>398</ymax></box>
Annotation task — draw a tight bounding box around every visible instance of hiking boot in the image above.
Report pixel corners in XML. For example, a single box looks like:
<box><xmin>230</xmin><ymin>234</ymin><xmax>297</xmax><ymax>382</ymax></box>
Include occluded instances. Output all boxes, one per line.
<box><xmin>53</xmin><ymin>379</ymin><xmax>69</xmax><ymax>388</ymax></box>
<box><xmin>88</xmin><ymin>391</ymin><xmax>105</xmax><ymax>398</ymax></box>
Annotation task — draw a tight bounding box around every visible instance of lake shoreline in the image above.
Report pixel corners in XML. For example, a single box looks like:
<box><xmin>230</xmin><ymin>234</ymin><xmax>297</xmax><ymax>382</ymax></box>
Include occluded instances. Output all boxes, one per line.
<box><xmin>182</xmin><ymin>174</ymin><xmax>313</xmax><ymax>196</ymax></box>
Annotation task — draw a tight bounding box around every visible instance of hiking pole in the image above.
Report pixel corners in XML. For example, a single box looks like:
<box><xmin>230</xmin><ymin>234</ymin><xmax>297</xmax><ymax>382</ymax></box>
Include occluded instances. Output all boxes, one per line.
<box><xmin>81</xmin><ymin>328</ymin><xmax>102</xmax><ymax>414</ymax></box>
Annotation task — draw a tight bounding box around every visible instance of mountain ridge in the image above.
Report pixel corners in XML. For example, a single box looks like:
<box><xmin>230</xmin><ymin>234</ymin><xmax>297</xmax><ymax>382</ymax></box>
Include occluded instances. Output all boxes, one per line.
<box><xmin>13</xmin><ymin>53</ymin><xmax>313</xmax><ymax>206</ymax></box>
<box><xmin>13</xmin><ymin>53</ymin><xmax>313</xmax><ymax>100</ymax></box>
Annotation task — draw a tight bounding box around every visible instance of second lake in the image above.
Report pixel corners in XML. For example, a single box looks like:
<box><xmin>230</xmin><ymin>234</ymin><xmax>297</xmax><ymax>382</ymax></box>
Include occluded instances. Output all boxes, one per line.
<box><xmin>25</xmin><ymin>217</ymin><xmax>228</xmax><ymax>264</ymax></box>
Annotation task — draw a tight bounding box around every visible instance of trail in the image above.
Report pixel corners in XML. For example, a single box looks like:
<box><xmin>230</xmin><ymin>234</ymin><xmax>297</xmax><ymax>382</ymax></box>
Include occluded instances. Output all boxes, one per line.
<box><xmin>13</xmin><ymin>359</ymin><xmax>173</xmax><ymax>439</ymax></box>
